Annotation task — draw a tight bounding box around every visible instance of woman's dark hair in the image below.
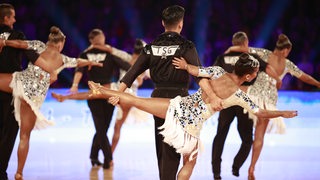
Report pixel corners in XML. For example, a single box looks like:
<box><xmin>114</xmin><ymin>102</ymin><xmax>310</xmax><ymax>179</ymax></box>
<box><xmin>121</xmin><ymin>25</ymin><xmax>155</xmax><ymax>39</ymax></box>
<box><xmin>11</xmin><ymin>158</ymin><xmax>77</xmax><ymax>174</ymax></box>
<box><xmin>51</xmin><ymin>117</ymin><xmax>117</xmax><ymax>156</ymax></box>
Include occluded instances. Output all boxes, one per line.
<box><xmin>234</xmin><ymin>53</ymin><xmax>259</xmax><ymax>77</ymax></box>
<box><xmin>48</xmin><ymin>26</ymin><xmax>66</xmax><ymax>43</ymax></box>
<box><xmin>162</xmin><ymin>5</ymin><xmax>185</xmax><ymax>28</ymax></box>
<box><xmin>133</xmin><ymin>39</ymin><xmax>146</xmax><ymax>54</ymax></box>
<box><xmin>275</xmin><ymin>34</ymin><xmax>292</xmax><ymax>50</ymax></box>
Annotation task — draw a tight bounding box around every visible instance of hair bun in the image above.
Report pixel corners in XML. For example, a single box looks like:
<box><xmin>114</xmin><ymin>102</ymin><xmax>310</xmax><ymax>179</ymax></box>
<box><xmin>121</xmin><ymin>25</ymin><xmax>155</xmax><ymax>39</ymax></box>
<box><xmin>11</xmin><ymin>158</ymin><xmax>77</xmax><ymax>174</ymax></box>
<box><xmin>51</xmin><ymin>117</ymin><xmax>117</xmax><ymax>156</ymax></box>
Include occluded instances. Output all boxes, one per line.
<box><xmin>239</xmin><ymin>53</ymin><xmax>249</xmax><ymax>60</ymax></box>
<box><xmin>278</xmin><ymin>34</ymin><xmax>288</xmax><ymax>42</ymax></box>
<box><xmin>276</xmin><ymin>33</ymin><xmax>291</xmax><ymax>50</ymax></box>
<box><xmin>50</xmin><ymin>26</ymin><xmax>60</xmax><ymax>34</ymax></box>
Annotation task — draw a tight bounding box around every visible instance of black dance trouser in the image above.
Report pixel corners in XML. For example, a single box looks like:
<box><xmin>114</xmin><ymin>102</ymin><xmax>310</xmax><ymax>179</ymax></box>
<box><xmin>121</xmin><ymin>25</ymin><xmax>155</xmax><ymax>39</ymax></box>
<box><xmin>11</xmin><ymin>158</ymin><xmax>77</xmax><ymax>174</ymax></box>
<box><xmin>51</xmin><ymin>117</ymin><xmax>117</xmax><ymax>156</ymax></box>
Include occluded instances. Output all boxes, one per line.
<box><xmin>211</xmin><ymin>106</ymin><xmax>253</xmax><ymax>175</ymax></box>
<box><xmin>151</xmin><ymin>87</ymin><xmax>188</xmax><ymax>180</ymax></box>
<box><xmin>87</xmin><ymin>99</ymin><xmax>114</xmax><ymax>164</ymax></box>
<box><xmin>0</xmin><ymin>99</ymin><xmax>19</xmax><ymax>179</ymax></box>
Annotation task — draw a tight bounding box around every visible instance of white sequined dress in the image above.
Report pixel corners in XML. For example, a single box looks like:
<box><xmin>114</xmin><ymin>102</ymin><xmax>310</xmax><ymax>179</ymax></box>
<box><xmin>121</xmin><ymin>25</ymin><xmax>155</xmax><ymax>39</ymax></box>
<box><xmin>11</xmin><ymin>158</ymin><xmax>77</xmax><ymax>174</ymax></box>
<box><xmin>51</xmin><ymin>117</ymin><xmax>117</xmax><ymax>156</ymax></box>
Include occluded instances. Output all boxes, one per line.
<box><xmin>248</xmin><ymin>47</ymin><xmax>302</xmax><ymax>133</ymax></box>
<box><xmin>159</xmin><ymin>66</ymin><xmax>260</xmax><ymax>159</ymax></box>
<box><xmin>9</xmin><ymin>40</ymin><xmax>77</xmax><ymax>129</ymax></box>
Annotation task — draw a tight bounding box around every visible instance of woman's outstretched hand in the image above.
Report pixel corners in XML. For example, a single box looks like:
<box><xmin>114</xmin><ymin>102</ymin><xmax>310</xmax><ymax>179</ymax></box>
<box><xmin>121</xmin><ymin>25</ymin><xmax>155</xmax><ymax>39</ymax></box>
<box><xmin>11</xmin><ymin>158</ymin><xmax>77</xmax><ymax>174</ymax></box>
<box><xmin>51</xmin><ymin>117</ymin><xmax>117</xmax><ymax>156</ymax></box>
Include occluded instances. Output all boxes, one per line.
<box><xmin>172</xmin><ymin>57</ymin><xmax>188</xmax><ymax>70</ymax></box>
<box><xmin>281</xmin><ymin>111</ymin><xmax>298</xmax><ymax>118</ymax></box>
<box><xmin>108</xmin><ymin>96</ymin><xmax>120</xmax><ymax>106</ymax></box>
<box><xmin>88</xmin><ymin>61</ymin><xmax>103</xmax><ymax>70</ymax></box>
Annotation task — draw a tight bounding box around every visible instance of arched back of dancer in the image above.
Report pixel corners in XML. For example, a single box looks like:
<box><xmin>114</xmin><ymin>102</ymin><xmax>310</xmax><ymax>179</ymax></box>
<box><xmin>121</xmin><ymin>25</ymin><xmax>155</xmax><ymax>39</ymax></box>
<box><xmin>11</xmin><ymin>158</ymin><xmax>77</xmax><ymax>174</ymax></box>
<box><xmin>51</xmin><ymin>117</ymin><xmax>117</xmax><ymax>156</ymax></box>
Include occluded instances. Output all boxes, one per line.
<box><xmin>86</xmin><ymin>53</ymin><xmax>297</xmax><ymax>180</ymax></box>
<box><xmin>0</xmin><ymin>26</ymin><xmax>101</xmax><ymax>180</ymax></box>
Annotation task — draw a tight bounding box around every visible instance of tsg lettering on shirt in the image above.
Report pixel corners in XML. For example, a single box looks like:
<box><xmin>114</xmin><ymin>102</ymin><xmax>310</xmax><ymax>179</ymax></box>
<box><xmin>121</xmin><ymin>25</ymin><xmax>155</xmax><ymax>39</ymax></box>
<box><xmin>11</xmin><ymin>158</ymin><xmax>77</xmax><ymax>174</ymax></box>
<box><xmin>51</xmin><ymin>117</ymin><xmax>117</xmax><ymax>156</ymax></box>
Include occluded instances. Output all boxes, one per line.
<box><xmin>151</xmin><ymin>45</ymin><xmax>179</xmax><ymax>59</ymax></box>
<box><xmin>87</xmin><ymin>53</ymin><xmax>107</xmax><ymax>62</ymax></box>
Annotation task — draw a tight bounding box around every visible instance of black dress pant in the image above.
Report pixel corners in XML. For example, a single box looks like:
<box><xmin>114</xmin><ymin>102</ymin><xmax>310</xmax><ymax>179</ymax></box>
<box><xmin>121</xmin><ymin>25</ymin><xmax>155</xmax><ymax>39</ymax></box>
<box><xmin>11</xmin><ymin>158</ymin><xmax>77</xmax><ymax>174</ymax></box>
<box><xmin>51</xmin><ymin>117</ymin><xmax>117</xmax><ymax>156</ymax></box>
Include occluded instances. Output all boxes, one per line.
<box><xmin>211</xmin><ymin>106</ymin><xmax>253</xmax><ymax>175</ymax></box>
<box><xmin>87</xmin><ymin>99</ymin><xmax>114</xmax><ymax>164</ymax></box>
<box><xmin>0</xmin><ymin>99</ymin><xmax>19</xmax><ymax>180</ymax></box>
<box><xmin>151</xmin><ymin>87</ymin><xmax>188</xmax><ymax>180</ymax></box>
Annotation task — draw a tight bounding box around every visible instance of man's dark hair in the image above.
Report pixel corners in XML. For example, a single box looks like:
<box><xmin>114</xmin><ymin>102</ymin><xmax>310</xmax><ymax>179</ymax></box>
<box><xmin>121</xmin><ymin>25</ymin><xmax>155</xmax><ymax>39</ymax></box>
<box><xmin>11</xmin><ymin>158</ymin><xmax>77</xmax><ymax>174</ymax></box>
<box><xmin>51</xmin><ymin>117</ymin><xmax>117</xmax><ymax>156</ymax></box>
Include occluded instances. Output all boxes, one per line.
<box><xmin>161</xmin><ymin>5</ymin><xmax>185</xmax><ymax>28</ymax></box>
<box><xmin>232</xmin><ymin>31</ymin><xmax>248</xmax><ymax>46</ymax></box>
<box><xmin>0</xmin><ymin>3</ymin><xmax>14</xmax><ymax>23</ymax></box>
<box><xmin>88</xmin><ymin>28</ymin><xmax>103</xmax><ymax>40</ymax></box>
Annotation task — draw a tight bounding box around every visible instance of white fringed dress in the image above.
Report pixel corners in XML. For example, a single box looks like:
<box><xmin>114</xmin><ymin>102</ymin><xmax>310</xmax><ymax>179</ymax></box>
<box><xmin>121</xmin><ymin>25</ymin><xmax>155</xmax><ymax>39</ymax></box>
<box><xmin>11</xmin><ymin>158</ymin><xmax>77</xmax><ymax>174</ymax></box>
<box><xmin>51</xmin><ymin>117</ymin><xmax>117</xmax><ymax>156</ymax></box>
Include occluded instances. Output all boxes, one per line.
<box><xmin>10</xmin><ymin>40</ymin><xmax>78</xmax><ymax>129</ymax></box>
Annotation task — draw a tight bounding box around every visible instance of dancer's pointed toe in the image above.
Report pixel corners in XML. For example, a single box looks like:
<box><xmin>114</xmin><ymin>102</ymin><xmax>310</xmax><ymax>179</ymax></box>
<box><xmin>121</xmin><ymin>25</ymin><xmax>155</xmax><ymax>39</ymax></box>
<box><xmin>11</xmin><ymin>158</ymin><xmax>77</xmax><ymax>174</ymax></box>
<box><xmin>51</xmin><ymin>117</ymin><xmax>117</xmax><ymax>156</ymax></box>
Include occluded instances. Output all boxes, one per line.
<box><xmin>51</xmin><ymin>92</ymin><xmax>64</xmax><ymax>102</ymax></box>
<box><xmin>88</xmin><ymin>81</ymin><xmax>103</xmax><ymax>95</ymax></box>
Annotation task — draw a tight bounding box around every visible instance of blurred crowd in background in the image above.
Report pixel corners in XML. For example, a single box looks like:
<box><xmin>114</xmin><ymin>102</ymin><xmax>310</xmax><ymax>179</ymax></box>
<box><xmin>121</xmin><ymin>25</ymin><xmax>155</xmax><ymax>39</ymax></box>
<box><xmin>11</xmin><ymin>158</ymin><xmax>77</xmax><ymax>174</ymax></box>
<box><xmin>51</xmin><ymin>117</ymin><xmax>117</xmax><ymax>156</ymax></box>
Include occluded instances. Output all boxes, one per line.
<box><xmin>8</xmin><ymin>0</ymin><xmax>320</xmax><ymax>91</ymax></box>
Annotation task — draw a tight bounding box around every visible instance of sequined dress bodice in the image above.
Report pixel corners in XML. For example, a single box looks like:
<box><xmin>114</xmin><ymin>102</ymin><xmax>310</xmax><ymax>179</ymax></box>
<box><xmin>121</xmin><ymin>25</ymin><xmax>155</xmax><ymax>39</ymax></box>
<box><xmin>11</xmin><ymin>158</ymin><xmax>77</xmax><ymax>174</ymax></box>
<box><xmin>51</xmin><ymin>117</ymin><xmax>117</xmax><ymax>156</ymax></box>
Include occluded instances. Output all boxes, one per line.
<box><xmin>15</xmin><ymin>64</ymin><xmax>50</xmax><ymax>108</ymax></box>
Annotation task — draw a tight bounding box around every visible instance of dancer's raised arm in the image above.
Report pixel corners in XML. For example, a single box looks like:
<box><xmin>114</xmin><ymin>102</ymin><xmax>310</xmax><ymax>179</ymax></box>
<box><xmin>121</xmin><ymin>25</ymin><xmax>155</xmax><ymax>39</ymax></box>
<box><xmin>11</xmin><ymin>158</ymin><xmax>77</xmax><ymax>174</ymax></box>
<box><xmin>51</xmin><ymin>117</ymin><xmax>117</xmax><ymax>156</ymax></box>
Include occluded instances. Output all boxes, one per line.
<box><xmin>0</xmin><ymin>39</ymin><xmax>102</xmax><ymax>73</ymax></box>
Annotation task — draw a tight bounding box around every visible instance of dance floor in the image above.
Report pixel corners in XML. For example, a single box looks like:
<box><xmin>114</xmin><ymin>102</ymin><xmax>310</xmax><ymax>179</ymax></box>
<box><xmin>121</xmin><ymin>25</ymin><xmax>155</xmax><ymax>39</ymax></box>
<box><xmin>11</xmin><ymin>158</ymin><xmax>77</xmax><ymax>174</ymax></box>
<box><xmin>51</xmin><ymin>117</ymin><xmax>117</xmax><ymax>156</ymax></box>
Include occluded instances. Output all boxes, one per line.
<box><xmin>6</xmin><ymin>89</ymin><xmax>320</xmax><ymax>180</ymax></box>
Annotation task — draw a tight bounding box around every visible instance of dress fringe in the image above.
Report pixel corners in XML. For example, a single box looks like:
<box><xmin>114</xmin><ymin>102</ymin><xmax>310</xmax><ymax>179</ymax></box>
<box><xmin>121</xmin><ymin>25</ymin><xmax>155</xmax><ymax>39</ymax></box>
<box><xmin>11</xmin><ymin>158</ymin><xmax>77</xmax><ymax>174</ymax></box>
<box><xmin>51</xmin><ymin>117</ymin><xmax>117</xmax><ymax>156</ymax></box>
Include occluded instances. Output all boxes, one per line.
<box><xmin>159</xmin><ymin>97</ymin><xmax>200</xmax><ymax>161</ymax></box>
<box><xmin>10</xmin><ymin>73</ymin><xmax>55</xmax><ymax>130</ymax></box>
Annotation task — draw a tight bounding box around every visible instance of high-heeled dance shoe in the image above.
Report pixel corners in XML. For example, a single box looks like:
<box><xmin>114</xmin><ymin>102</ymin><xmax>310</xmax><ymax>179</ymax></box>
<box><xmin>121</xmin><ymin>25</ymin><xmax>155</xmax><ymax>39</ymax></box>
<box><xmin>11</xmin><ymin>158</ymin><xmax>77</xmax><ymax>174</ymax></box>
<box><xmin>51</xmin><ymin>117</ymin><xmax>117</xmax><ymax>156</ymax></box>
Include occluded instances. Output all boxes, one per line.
<box><xmin>232</xmin><ymin>168</ymin><xmax>240</xmax><ymax>177</ymax></box>
<box><xmin>91</xmin><ymin>159</ymin><xmax>103</xmax><ymax>166</ymax></box>
<box><xmin>14</xmin><ymin>173</ymin><xmax>23</xmax><ymax>180</ymax></box>
<box><xmin>88</xmin><ymin>81</ymin><xmax>103</xmax><ymax>97</ymax></box>
<box><xmin>103</xmin><ymin>160</ymin><xmax>114</xmax><ymax>169</ymax></box>
<box><xmin>213</xmin><ymin>174</ymin><xmax>222</xmax><ymax>180</ymax></box>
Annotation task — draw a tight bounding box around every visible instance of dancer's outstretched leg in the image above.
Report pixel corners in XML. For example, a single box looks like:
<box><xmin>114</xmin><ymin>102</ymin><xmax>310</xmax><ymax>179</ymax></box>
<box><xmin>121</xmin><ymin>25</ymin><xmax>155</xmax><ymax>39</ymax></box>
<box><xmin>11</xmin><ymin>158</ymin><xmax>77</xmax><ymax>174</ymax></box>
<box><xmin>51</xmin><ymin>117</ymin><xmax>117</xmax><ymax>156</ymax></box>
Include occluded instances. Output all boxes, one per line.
<box><xmin>111</xmin><ymin>105</ymin><xmax>130</xmax><ymax>153</ymax></box>
<box><xmin>51</xmin><ymin>92</ymin><xmax>93</xmax><ymax>102</ymax></box>
<box><xmin>88</xmin><ymin>81</ymin><xmax>170</xmax><ymax>119</ymax></box>
<box><xmin>248</xmin><ymin>118</ymin><xmax>269</xmax><ymax>180</ymax></box>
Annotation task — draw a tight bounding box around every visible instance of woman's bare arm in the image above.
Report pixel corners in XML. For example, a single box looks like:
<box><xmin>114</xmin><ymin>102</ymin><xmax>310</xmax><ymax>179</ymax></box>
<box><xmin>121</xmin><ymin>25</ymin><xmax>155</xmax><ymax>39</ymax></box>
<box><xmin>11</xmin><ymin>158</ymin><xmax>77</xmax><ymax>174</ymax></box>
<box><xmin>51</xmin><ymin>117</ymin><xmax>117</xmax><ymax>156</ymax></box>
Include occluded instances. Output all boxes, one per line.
<box><xmin>298</xmin><ymin>72</ymin><xmax>320</xmax><ymax>88</ymax></box>
<box><xmin>255</xmin><ymin>109</ymin><xmax>297</xmax><ymax>119</ymax></box>
<box><xmin>0</xmin><ymin>39</ymin><xmax>29</xmax><ymax>49</ymax></box>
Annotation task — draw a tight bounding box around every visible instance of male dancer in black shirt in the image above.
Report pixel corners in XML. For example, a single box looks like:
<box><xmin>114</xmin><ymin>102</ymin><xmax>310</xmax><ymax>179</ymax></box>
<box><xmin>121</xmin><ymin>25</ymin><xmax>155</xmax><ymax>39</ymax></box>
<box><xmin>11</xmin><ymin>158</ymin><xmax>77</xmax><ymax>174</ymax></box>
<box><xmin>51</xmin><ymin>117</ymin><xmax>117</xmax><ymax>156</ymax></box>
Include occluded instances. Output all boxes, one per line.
<box><xmin>69</xmin><ymin>29</ymin><xmax>131</xmax><ymax>169</ymax></box>
<box><xmin>116</xmin><ymin>5</ymin><xmax>201</xmax><ymax>180</ymax></box>
<box><xmin>211</xmin><ymin>31</ymin><xmax>279</xmax><ymax>179</ymax></box>
<box><xmin>0</xmin><ymin>3</ymin><xmax>39</xmax><ymax>180</ymax></box>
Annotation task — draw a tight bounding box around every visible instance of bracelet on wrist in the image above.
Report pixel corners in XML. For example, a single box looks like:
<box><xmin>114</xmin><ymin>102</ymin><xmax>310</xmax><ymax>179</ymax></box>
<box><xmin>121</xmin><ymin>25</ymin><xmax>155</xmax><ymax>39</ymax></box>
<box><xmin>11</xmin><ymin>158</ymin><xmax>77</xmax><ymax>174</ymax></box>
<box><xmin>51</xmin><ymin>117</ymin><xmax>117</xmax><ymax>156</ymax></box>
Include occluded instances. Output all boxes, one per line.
<box><xmin>184</xmin><ymin>64</ymin><xmax>188</xmax><ymax>70</ymax></box>
<box><xmin>72</xmin><ymin>83</ymin><xmax>78</xmax><ymax>87</ymax></box>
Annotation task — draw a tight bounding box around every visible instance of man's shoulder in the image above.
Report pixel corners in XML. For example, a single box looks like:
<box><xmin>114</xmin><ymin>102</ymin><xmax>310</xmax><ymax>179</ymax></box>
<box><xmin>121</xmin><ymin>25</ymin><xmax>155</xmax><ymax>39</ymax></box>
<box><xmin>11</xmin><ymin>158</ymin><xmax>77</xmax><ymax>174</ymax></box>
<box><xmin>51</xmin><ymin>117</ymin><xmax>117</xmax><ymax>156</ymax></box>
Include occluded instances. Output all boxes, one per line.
<box><xmin>152</xmin><ymin>33</ymin><xmax>195</xmax><ymax>47</ymax></box>
<box><xmin>8</xmin><ymin>29</ymin><xmax>26</xmax><ymax>40</ymax></box>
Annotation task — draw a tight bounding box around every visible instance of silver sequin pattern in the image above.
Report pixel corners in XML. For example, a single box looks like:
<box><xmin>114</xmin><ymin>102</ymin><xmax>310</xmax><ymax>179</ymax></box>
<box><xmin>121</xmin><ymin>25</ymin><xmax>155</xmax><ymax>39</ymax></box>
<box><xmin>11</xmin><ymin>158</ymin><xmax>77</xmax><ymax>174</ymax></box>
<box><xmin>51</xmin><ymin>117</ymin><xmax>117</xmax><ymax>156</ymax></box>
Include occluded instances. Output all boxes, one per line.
<box><xmin>26</xmin><ymin>40</ymin><xmax>46</xmax><ymax>54</ymax></box>
<box><xmin>284</xmin><ymin>59</ymin><xmax>303</xmax><ymax>79</ymax></box>
<box><xmin>249</xmin><ymin>47</ymin><xmax>271</xmax><ymax>63</ymax></box>
<box><xmin>15</xmin><ymin>63</ymin><xmax>50</xmax><ymax>108</ymax></box>
<box><xmin>234</xmin><ymin>89</ymin><xmax>260</xmax><ymax>112</ymax></box>
<box><xmin>61</xmin><ymin>55</ymin><xmax>77</xmax><ymax>68</ymax></box>
<box><xmin>198</xmin><ymin>66</ymin><xmax>225</xmax><ymax>79</ymax></box>
<box><xmin>175</xmin><ymin>89</ymin><xmax>208</xmax><ymax>135</ymax></box>
<box><xmin>248</xmin><ymin>47</ymin><xmax>276</xmax><ymax>105</ymax></box>
<box><xmin>248</xmin><ymin>71</ymin><xmax>278</xmax><ymax>105</ymax></box>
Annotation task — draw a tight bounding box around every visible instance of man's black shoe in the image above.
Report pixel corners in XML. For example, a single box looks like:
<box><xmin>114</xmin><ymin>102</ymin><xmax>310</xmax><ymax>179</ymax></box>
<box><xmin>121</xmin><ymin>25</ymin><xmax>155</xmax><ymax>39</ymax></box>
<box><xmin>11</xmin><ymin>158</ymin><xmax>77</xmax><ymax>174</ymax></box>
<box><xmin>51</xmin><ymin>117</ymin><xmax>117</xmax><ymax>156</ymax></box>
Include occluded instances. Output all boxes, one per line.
<box><xmin>214</xmin><ymin>174</ymin><xmax>222</xmax><ymax>180</ymax></box>
<box><xmin>232</xmin><ymin>169</ymin><xmax>240</xmax><ymax>177</ymax></box>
